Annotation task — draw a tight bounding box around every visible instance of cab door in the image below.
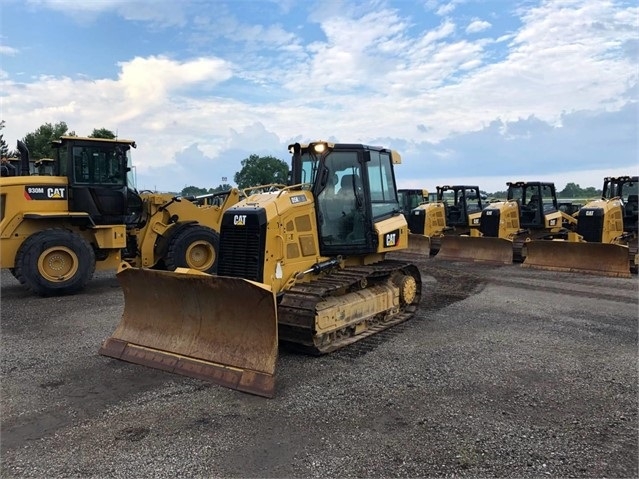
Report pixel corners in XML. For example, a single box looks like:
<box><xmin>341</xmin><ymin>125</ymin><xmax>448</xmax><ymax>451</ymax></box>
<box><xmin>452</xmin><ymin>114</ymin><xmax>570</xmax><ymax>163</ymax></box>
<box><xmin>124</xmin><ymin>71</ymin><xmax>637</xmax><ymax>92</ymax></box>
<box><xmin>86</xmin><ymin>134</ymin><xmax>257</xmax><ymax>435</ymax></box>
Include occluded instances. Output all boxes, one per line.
<box><xmin>68</xmin><ymin>142</ymin><xmax>129</xmax><ymax>225</ymax></box>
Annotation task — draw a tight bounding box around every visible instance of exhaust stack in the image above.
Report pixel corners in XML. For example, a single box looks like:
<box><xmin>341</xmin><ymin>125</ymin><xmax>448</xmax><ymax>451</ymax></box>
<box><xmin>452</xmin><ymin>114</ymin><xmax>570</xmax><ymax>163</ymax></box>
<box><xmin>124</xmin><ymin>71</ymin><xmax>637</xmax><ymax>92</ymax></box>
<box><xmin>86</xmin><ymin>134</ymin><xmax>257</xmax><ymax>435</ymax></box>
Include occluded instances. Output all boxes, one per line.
<box><xmin>17</xmin><ymin>140</ymin><xmax>30</xmax><ymax>176</ymax></box>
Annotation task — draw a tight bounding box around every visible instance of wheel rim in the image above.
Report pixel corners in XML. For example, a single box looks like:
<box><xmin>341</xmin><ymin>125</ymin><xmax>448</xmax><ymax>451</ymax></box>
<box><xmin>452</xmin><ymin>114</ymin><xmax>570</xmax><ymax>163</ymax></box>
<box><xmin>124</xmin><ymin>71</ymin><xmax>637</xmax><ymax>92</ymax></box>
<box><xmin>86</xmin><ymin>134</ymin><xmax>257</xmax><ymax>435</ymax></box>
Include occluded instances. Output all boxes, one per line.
<box><xmin>399</xmin><ymin>275</ymin><xmax>417</xmax><ymax>305</ymax></box>
<box><xmin>37</xmin><ymin>246</ymin><xmax>79</xmax><ymax>282</ymax></box>
<box><xmin>185</xmin><ymin>240</ymin><xmax>215</xmax><ymax>270</ymax></box>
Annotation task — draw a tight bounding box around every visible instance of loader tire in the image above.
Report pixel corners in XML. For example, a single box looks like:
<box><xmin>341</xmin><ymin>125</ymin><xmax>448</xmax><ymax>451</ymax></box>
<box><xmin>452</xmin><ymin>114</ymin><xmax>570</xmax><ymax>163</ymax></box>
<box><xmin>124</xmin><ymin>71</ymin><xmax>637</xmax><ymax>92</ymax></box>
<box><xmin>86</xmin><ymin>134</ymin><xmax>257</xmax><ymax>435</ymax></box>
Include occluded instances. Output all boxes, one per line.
<box><xmin>9</xmin><ymin>268</ymin><xmax>26</xmax><ymax>284</ymax></box>
<box><xmin>164</xmin><ymin>225</ymin><xmax>219</xmax><ymax>274</ymax></box>
<box><xmin>15</xmin><ymin>229</ymin><xmax>96</xmax><ymax>297</ymax></box>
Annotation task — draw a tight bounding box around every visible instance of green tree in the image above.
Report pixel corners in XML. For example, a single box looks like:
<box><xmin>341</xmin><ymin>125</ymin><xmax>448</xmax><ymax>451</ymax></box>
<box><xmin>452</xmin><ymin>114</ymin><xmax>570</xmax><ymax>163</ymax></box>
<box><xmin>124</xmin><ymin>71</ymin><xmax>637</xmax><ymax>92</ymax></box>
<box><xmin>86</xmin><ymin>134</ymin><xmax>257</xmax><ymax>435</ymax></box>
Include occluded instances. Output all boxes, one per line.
<box><xmin>23</xmin><ymin>122</ymin><xmax>75</xmax><ymax>159</ymax></box>
<box><xmin>233</xmin><ymin>154</ymin><xmax>289</xmax><ymax>189</ymax></box>
<box><xmin>208</xmin><ymin>184</ymin><xmax>233</xmax><ymax>193</ymax></box>
<box><xmin>181</xmin><ymin>185</ymin><xmax>209</xmax><ymax>197</ymax></box>
<box><xmin>89</xmin><ymin>128</ymin><xmax>116</xmax><ymax>139</ymax></box>
<box><xmin>0</xmin><ymin>120</ymin><xmax>13</xmax><ymax>158</ymax></box>
<box><xmin>490</xmin><ymin>190</ymin><xmax>508</xmax><ymax>200</ymax></box>
<box><xmin>582</xmin><ymin>186</ymin><xmax>601</xmax><ymax>198</ymax></box>
<box><xmin>558</xmin><ymin>182</ymin><xmax>581</xmax><ymax>198</ymax></box>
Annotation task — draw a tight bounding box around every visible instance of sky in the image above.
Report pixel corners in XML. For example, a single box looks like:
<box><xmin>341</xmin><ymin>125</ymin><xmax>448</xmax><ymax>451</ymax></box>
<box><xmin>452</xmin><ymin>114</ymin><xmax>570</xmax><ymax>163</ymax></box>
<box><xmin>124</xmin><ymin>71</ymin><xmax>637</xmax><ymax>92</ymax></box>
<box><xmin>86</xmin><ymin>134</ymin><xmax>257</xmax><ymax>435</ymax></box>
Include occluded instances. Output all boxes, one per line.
<box><xmin>0</xmin><ymin>0</ymin><xmax>637</xmax><ymax>194</ymax></box>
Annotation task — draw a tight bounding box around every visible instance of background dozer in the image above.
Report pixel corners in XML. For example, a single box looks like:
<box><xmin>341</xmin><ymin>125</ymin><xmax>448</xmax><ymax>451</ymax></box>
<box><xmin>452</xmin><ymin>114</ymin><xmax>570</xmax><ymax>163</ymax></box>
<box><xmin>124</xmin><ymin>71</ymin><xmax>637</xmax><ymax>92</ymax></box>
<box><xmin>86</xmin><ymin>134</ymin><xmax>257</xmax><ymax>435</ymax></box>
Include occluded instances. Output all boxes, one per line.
<box><xmin>523</xmin><ymin>175</ymin><xmax>638</xmax><ymax>277</ymax></box>
<box><xmin>440</xmin><ymin>181</ymin><xmax>576</xmax><ymax>264</ymax></box>
<box><xmin>397</xmin><ymin>188</ymin><xmax>429</xmax><ymax>217</ymax></box>
<box><xmin>0</xmin><ymin>137</ymin><xmax>241</xmax><ymax>296</ymax></box>
<box><xmin>99</xmin><ymin>141</ymin><xmax>423</xmax><ymax>397</ymax></box>
<box><xmin>405</xmin><ymin>185</ymin><xmax>484</xmax><ymax>257</ymax></box>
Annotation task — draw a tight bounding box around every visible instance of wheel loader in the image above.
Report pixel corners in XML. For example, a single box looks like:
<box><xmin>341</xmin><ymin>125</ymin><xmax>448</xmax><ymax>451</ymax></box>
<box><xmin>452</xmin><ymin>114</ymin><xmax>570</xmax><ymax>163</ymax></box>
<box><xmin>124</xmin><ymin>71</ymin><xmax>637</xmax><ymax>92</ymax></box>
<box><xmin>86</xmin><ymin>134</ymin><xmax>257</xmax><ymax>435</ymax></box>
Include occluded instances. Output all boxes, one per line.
<box><xmin>0</xmin><ymin>137</ymin><xmax>241</xmax><ymax>296</ymax></box>
<box><xmin>438</xmin><ymin>181</ymin><xmax>577</xmax><ymax>264</ymax></box>
<box><xmin>522</xmin><ymin>176</ymin><xmax>638</xmax><ymax>277</ymax></box>
<box><xmin>99</xmin><ymin>141</ymin><xmax>422</xmax><ymax>397</ymax></box>
<box><xmin>405</xmin><ymin>185</ymin><xmax>484</xmax><ymax>258</ymax></box>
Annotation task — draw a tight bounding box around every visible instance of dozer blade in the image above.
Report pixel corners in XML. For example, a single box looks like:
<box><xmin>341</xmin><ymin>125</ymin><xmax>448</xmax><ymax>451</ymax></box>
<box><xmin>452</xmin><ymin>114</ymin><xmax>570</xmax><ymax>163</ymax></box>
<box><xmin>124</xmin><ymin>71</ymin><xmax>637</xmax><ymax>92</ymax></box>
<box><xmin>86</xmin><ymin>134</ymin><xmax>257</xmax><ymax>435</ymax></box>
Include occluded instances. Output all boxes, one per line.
<box><xmin>436</xmin><ymin>236</ymin><xmax>513</xmax><ymax>264</ymax></box>
<box><xmin>99</xmin><ymin>267</ymin><xmax>278</xmax><ymax>397</ymax></box>
<box><xmin>406</xmin><ymin>233</ymin><xmax>433</xmax><ymax>257</ymax></box>
<box><xmin>522</xmin><ymin>241</ymin><xmax>631</xmax><ymax>278</ymax></box>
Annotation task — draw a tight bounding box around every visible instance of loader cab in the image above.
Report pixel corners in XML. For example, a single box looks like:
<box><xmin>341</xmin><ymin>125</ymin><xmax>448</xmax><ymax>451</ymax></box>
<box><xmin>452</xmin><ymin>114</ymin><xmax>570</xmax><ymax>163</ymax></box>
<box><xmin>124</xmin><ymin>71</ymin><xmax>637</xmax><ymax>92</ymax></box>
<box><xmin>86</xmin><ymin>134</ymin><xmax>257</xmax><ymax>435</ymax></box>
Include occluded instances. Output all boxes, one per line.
<box><xmin>437</xmin><ymin>185</ymin><xmax>483</xmax><ymax>227</ymax></box>
<box><xmin>508</xmin><ymin>182</ymin><xmax>558</xmax><ymax>229</ymax></box>
<box><xmin>52</xmin><ymin>136</ymin><xmax>143</xmax><ymax>226</ymax></box>
<box><xmin>291</xmin><ymin>142</ymin><xmax>401</xmax><ymax>256</ymax></box>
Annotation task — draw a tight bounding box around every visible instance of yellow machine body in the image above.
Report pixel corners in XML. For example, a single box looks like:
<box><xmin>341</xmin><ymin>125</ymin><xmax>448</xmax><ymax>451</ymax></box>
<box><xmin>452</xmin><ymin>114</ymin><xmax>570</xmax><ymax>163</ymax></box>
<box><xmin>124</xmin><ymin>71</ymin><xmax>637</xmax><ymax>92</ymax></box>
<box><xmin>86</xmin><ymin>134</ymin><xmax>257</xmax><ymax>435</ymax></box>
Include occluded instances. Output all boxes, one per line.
<box><xmin>406</xmin><ymin>185</ymin><xmax>484</xmax><ymax>258</ymax></box>
<box><xmin>1</xmin><ymin>175</ymin><xmax>126</xmax><ymax>271</ymax></box>
<box><xmin>1</xmin><ymin>137</ymin><xmax>241</xmax><ymax>296</ymax></box>
<box><xmin>128</xmin><ymin>189</ymin><xmax>241</xmax><ymax>270</ymax></box>
<box><xmin>523</xmin><ymin>194</ymin><xmax>635</xmax><ymax>277</ymax></box>
<box><xmin>100</xmin><ymin>142</ymin><xmax>422</xmax><ymax>397</ymax></box>
<box><xmin>437</xmin><ymin>182</ymin><xmax>578</xmax><ymax>264</ymax></box>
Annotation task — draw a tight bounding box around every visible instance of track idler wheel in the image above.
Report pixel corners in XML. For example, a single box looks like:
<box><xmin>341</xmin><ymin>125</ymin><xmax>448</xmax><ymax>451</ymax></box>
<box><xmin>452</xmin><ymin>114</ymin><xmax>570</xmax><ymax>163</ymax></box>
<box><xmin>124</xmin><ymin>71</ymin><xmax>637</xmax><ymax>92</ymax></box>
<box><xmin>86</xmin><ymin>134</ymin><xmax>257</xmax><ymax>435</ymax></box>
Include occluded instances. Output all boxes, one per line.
<box><xmin>395</xmin><ymin>273</ymin><xmax>418</xmax><ymax>305</ymax></box>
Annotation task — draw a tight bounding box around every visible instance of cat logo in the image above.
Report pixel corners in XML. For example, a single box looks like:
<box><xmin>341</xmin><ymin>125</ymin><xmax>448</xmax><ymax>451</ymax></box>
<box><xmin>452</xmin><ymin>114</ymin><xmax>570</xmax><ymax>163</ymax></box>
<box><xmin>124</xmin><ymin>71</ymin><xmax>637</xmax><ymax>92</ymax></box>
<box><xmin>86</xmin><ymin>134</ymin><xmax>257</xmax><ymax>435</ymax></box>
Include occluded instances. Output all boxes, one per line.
<box><xmin>233</xmin><ymin>214</ymin><xmax>247</xmax><ymax>226</ymax></box>
<box><xmin>549</xmin><ymin>218</ymin><xmax>557</xmax><ymax>226</ymax></box>
<box><xmin>585</xmin><ymin>210</ymin><xmax>594</xmax><ymax>216</ymax></box>
<box><xmin>47</xmin><ymin>187</ymin><xmax>65</xmax><ymax>199</ymax></box>
<box><xmin>385</xmin><ymin>232</ymin><xmax>397</xmax><ymax>247</ymax></box>
<box><xmin>472</xmin><ymin>218</ymin><xmax>480</xmax><ymax>224</ymax></box>
<box><xmin>486</xmin><ymin>210</ymin><xmax>493</xmax><ymax>215</ymax></box>
<box><xmin>24</xmin><ymin>185</ymin><xmax>67</xmax><ymax>200</ymax></box>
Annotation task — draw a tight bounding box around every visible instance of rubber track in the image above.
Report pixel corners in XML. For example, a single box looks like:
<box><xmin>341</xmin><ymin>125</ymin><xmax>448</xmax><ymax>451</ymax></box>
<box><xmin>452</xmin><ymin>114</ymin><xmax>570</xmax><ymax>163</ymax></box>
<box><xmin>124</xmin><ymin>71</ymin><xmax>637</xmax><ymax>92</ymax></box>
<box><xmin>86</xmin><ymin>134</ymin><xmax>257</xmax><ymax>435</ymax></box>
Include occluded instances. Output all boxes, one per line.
<box><xmin>277</xmin><ymin>259</ymin><xmax>421</xmax><ymax>356</ymax></box>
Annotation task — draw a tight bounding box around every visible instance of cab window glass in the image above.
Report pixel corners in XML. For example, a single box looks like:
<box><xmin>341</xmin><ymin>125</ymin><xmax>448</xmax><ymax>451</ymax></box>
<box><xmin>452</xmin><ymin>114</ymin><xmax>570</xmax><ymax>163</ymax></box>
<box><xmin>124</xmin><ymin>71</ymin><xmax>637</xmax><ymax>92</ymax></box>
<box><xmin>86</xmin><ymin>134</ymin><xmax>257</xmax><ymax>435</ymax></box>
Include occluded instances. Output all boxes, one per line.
<box><xmin>367</xmin><ymin>151</ymin><xmax>397</xmax><ymax>219</ymax></box>
<box><xmin>73</xmin><ymin>145</ymin><xmax>125</xmax><ymax>186</ymax></box>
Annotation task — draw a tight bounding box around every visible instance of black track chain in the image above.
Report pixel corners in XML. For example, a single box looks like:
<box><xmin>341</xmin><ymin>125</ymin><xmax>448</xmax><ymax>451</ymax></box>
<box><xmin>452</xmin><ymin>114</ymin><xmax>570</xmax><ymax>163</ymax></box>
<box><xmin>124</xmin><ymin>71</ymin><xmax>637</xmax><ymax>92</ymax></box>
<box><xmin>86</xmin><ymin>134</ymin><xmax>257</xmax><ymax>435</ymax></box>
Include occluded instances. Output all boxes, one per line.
<box><xmin>277</xmin><ymin>259</ymin><xmax>421</xmax><ymax>356</ymax></box>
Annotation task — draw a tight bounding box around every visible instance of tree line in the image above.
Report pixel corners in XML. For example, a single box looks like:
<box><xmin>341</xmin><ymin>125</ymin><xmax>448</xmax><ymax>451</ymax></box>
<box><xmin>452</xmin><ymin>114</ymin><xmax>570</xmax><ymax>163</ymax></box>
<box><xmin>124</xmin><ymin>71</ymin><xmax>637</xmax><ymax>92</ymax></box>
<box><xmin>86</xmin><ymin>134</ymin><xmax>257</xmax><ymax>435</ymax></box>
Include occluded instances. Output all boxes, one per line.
<box><xmin>2</xmin><ymin>120</ymin><xmax>605</xmax><ymax>199</ymax></box>
<box><xmin>1</xmin><ymin>121</ymin><xmax>289</xmax><ymax>196</ymax></box>
<box><xmin>489</xmin><ymin>183</ymin><xmax>603</xmax><ymax>200</ymax></box>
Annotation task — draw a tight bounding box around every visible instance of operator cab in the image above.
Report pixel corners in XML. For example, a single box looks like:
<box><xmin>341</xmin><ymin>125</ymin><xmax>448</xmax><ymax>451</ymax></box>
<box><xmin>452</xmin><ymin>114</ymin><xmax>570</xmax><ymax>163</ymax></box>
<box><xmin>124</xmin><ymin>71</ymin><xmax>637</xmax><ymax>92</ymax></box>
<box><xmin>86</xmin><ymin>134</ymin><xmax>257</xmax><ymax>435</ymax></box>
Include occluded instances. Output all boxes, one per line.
<box><xmin>603</xmin><ymin>176</ymin><xmax>638</xmax><ymax>233</ymax></box>
<box><xmin>52</xmin><ymin>136</ymin><xmax>143</xmax><ymax>225</ymax></box>
<box><xmin>290</xmin><ymin>141</ymin><xmax>402</xmax><ymax>256</ymax></box>
<box><xmin>508</xmin><ymin>182</ymin><xmax>558</xmax><ymax>229</ymax></box>
<box><xmin>437</xmin><ymin>185</ymin><xmax>483</xmax><ymax>227</ymax></box>
<box><xmin>397</xmin><ymin>189</ymin><xmax>428</xmax><ymax>217</ymax></box>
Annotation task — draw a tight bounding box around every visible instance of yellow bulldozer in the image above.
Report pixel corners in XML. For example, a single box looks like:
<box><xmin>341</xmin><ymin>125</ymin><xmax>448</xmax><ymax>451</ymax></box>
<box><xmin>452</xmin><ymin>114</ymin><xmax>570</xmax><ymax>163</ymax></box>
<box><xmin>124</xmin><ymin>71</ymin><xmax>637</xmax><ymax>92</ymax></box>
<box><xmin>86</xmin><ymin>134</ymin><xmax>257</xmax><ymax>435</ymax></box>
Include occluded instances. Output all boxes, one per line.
<box><xmin>522</xmin><ymin>176</ymin><xmax>638</xmax><ymax>277</ymax></box>
<box><xmin>397</xmin><ymin>188</ymin><xmax>429</xmax><ymax>217</ymax></box>
<box><xmin>405</xmin><ymin>185</ymin><xmax>484</xmax><ymax>257</ymax></box>
<box><xmin>0</xmin><ymin>136</ymin><xmax>241</xmax><ymax>296</ymax></box>
<box><xmin>438</xmin><ymin>181</ymin><xmax>577</xmax><ymax>264</ymax></box>
<box><xmin>99</xmin><ymin>141</ymin><xmax>423</xmax><ymax>397</ymax></box>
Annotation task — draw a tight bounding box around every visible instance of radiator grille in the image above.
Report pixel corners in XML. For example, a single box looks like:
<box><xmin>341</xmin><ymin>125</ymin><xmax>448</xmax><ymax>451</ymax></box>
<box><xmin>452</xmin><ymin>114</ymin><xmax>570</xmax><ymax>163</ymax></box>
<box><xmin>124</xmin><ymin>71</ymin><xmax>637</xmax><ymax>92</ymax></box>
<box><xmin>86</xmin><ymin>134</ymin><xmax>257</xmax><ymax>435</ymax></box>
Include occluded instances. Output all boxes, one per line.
<box><xmin>577</xmin><ymin>209</ymin><xmax>604</xmax><ymax>242</ymax></box>
<box><xmin>407</xmin><ymin>210</ymin><xmax>425</xmax><ymax>235</ymax></box>
<box><xmin>480</xmin><ymin>209</ymin><xmax>500</xmax><ymax>237</ymax></box>
<box><xmin>217</xmin><ymin>209</ymin><xmax>267</xmax><ymax>282</ymax></box>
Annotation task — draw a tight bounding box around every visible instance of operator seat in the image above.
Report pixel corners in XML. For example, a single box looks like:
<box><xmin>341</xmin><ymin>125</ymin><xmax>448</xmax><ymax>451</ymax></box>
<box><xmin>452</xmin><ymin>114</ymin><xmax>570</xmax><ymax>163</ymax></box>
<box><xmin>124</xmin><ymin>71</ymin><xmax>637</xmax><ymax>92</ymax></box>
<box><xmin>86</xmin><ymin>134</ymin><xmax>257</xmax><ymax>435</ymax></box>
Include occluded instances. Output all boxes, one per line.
<box><xmin>336</xmin><ymin>174</ymin><xmax>364</xmax><ymax>241</ymax></box>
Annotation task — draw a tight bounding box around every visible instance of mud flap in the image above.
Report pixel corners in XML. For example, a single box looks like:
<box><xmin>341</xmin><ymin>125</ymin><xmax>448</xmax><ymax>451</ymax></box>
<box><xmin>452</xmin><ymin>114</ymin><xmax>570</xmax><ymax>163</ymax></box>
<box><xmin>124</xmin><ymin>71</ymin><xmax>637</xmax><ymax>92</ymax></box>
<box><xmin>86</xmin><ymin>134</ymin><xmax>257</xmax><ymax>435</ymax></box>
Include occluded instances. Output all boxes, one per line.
<box><xmin>99</xmin><ymin>267</ymin><xmax>278</xmax><ymax>397</ymax></box>
<box><xmin>436</xmin><ymin>236</ymin><xmax>513</xmax><ymax>264</ymax></box>
<box><xmin>522</xmin><ymin>241</ymin><xmax>631</xmax><ymax>278</ymax></box>
<box><xmin>406</xmin><ymin>233</ymin><xmax>433</xmax><ymax>257</ymax></box>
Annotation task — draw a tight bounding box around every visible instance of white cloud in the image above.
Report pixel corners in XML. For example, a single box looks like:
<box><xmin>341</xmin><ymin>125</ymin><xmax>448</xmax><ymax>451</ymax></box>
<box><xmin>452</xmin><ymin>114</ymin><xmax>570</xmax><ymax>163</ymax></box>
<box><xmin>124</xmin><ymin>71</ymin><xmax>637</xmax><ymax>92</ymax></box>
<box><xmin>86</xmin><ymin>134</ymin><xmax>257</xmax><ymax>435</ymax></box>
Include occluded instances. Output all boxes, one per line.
<box><xmin>27</xmin><ymin>0</ymin><xmax>187</xmax><ymax>26</ymax></box>
<box><xmin>436</xmin><ymin>2</ymin><xmax>456</xmax><ymax>16</ymax></box>
<box><xmin>1</xmin><ymin>0</ymin><xmax>636</xmax><ymax>193</ymax></box>
<box><xmin>0</xmin><ymin>45</ymin><xmax>18</xmax><ymax>56</ymax></box>
<box><xmin>117</xmin><ymin>55</ymin><xmax>233</xmax><ymax>104</ymax></box>
<box><xmin>466</xmin><ymin>19</ymin><xmax>491</xmax><ymax>34</ymax></box>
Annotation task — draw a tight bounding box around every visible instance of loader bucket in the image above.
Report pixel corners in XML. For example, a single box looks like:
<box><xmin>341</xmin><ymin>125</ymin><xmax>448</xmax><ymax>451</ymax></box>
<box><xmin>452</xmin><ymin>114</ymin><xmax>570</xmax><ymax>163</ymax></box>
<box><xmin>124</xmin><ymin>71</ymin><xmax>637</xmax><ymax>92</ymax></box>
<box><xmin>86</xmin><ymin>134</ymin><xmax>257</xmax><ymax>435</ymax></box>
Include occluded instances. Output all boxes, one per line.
<box><xmin>99</xmin><ymin>267</ymin><xmax>278</xmax><ymax>397</ymax></box>
<box><xmin>406</xmin><ymin>233</ymin><xmax>433</xmax><ymax>256</ymax></box>
<box><xmin>436</xmin><ymin>236</ymin><xmax>513</xmax><ymax>264</ymax></box>
<box><xmin>522</xmin><ymin>241</ymin><xmax>630</xmax><ymax>278</ymax></box>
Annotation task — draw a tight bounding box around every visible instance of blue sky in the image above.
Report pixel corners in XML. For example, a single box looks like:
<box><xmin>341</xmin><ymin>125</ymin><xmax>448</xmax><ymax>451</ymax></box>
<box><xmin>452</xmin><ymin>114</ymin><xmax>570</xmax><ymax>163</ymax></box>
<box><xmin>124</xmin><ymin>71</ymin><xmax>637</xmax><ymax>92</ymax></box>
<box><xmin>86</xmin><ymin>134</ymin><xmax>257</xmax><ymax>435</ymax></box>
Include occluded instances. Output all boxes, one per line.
<box><xmin>1</xmin><ymin>0</ymin><xmax>637</xmax><ymax>193</ymax></box>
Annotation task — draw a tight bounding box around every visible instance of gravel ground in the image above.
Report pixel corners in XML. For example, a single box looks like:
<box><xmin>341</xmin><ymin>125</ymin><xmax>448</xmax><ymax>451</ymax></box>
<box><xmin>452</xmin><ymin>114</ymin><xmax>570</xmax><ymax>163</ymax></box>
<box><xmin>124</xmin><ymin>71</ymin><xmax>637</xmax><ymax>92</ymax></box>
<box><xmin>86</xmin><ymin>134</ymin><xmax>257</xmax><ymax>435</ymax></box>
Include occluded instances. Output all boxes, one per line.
<box><xmin>1</xmin><ymin>257</ymin><xmax>637</xmax><ymax>478</ymax></box>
